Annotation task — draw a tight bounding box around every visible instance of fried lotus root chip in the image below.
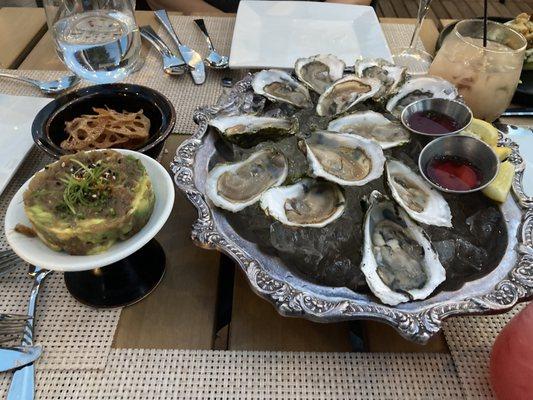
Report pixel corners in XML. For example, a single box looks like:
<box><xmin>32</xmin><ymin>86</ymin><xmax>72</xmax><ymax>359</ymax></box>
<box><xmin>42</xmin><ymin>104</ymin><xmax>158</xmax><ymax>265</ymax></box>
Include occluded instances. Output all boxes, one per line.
<box><xmin>61</xmin><ymin>107</ymin><xmax>151</xmax><ymax>151</ymax></box>
<box><xmin>61</xmin><ymin>115</ymin><xmax>108</xmax><ymax>150</ymax></box>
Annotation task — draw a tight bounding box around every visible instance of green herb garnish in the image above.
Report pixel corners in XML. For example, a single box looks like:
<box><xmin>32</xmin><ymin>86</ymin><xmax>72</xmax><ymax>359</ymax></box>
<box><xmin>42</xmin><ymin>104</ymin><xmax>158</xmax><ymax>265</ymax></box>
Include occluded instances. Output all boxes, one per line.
<box><xmin>59</xmin><ymin>159</ymin><xmax>111</xmax><ymax>216</ymax></box>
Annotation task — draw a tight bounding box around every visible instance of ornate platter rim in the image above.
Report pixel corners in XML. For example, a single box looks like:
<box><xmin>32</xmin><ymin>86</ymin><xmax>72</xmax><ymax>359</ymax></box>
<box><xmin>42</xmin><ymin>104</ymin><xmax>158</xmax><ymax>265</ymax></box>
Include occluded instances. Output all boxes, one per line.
<box><xmin>171</xmin><ymin>74</ymin><xmax>533</xmax><ymax>343</ymax></box>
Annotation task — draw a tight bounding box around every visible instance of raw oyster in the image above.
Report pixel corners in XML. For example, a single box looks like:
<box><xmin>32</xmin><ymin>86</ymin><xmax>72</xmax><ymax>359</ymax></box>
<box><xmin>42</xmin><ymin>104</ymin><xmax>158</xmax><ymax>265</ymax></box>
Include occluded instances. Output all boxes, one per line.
<box><xmin>209</xmin><ymin>115</ymin><xmax>298</xmax><ymax>146</ymax></box>
<box><xmin>361</xmin><ymin>191</ymin><xmax>446</xmax><ymax>306</ymax></box>
<box><xmin>316</xmin><ymin>75</ymin><xmax>381</xmax><ymax>116</ymax></box>
<box><xmin>386</xmin><ymin>159</ymin><xmax>452</xmax><ymax>227</ymax></box>
<box><xmin>294</xmin><ymin>54</ymin><xmax>346</xmax><ymax>94</ymax></box>
<box><xmin>327</xmin><ymin>111</ymin><xmax>410</xmax><ymax>149</ymax></box>
<box><xmin>252</xmin><ymin>69</ymin><xmax>313</xmax><ymax>108</ymax></box>
<box><xmin>354</xmin><ymin>58</ymin><xmax>406</xmax><ymax>98</ymax></box>
<box><xmin>260</xmin><ymin>178</ymin><xmax>345</xmax><ymax>228</ymax></box>
<box><xmin>301</xmin><ymin>130</ymin><xmax>385</xmax><ymax>186</ymax></box>
<box><xmin>206</xmin><ymin>148</ymin><xmax>288</xmax><ymax>212</ymax></box>
<box><xmin>386</xmin><ymin>76</ymin><xmax>459</xmax><ymax>116</ymax></box>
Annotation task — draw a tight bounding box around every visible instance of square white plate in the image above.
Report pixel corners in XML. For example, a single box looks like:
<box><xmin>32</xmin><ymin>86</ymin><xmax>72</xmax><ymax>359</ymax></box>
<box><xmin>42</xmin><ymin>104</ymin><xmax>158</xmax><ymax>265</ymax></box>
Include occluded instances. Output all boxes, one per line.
<box><xmin>229</xmin><ymin>1</ymin><xmax>392</xmax><ymax>69</ymax></box>
<box><xmin>0</xmin><ymin>94</ymin><xmax>52</xmax><ymax>195</ymax></box>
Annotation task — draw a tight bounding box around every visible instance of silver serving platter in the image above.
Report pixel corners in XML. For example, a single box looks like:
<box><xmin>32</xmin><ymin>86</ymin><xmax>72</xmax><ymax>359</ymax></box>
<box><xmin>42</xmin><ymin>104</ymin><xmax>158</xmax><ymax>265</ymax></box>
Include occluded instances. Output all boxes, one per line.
<box><xmin>171</xmin><ymin>75</ymin><xmax>533</xmax><ymax>343</ymax></box>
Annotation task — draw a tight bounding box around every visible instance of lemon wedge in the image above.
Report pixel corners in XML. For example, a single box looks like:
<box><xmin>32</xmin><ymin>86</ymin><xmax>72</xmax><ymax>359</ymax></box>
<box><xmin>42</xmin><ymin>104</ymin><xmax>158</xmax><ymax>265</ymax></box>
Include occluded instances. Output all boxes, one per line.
<box><xmin>482</xmin><ymin>161</ymin><xmax>515</xmax><ymax>202</ymax></box>
<box><xmin>467</xmin><ymin>118</ymin><xmax>499</xmax><ymax>146</ymax></box>
<box><xmin>493</xmin><ymin>146</ymin><xmax>512</xmax><ymax>161</ymax></box>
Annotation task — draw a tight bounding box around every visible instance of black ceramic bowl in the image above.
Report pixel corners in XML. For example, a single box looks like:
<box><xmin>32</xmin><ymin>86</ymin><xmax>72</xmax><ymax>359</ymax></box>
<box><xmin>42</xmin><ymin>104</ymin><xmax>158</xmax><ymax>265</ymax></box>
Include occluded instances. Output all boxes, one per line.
<box><xmin>32</xmin><ymin>83</ymin><xmax>176</xmax><ymax>160</ymax></box>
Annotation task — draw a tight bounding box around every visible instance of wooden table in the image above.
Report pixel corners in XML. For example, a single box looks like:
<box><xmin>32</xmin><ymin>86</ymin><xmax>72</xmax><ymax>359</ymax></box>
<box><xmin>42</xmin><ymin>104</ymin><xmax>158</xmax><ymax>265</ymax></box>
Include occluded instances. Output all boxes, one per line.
<box><xmin>2</xmin><ymin>7</ymin><xmax>527</xmax><ymax>354</ymax></box>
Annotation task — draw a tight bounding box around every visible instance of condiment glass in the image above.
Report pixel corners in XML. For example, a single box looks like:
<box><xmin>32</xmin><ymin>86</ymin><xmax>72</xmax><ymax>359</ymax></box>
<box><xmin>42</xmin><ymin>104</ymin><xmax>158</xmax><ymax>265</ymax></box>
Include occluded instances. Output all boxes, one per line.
<box><xmin>43</xmin><ymin>0</ymin><xmax>142</xmax><ymax>83</ymax></box>
<box><xmin>429</xmin><ymin>19</ymin><xmax>526</xmax><ymax>122</ymax></box>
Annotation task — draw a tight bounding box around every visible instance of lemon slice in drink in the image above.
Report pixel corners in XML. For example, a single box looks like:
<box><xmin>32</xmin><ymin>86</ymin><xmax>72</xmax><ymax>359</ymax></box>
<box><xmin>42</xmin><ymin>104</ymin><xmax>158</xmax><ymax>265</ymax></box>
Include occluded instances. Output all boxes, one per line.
<box><xmin>482</xmin><ymin>161</ymin><xmax>515</xmax><ymax>203</ymax></box>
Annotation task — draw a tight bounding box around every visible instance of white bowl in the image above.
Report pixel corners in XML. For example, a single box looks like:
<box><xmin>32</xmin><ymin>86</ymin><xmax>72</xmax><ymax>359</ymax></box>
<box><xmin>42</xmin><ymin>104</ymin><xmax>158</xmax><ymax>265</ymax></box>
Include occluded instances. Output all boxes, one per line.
<box><xmin>4</xmin><ymin>149</ymin><xmax>175</xmax><ymax>272</ymax></box>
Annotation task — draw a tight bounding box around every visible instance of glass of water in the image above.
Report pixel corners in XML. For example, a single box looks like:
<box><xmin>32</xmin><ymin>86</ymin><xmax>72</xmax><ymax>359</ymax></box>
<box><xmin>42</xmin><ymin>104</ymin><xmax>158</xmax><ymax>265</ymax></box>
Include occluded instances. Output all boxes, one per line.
<box><xmin>44</xmin><ymin>0</ymin><xmax>142</xmax><ymax>83</ymax></box>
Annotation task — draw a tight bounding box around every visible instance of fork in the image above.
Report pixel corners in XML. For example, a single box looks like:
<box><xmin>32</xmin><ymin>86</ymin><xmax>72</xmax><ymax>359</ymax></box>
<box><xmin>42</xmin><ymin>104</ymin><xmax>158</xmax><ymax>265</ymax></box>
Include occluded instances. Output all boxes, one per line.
<box><xmin>0</xmin><ymin>249</ymin><xmax>22</xmax><ymax>277</ymax></box>
<box><xmin>7</xmin><ymin>266</ymin><xmax>52</xmax><ymax>400</ymax></box>
<box><xmin>0</xmin><ymin>314</ymin><xmax>31</xmax><ymax>344</ymax></box>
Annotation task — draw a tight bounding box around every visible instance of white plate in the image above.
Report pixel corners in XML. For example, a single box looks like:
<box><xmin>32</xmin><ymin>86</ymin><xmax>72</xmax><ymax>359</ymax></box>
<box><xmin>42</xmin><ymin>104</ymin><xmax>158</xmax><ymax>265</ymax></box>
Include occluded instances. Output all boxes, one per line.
<box><xmin>229</xmin><ymin>1</ymin><xmax>392</xmax><ymax>69</ymax></box>
<box><xmin>0</xmin><ymin>94</ymin><xmax>53</xmax><ymax>195</ymax></box>
<box><xmin>5</xmin><ymin>150</ymin><xmax>175</xmax><ymax>272</ymax></box>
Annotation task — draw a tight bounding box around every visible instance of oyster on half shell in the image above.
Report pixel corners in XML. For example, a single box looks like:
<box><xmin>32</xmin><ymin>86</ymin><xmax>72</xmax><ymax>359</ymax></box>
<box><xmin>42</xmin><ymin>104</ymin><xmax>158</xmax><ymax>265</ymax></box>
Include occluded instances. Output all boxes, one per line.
<box><xmin>294</xmin><ymin>54</ymin><xmax>346</xmax><ymax>94</ymax></box>
<box><xmin>301</xmin><ymin>130</ymin><xmax>385</xmax><ymax>186</ymax></box>
<box><xmin>252</xmin><ymin>69</ymin><xmax>313</xmax><ymax>108</ymax></box>
<box><xmin>386</xmin><ymin>159</ymin><xmax>452</xmax><ymax>227</ymax></box>
<box><xmin>316</xmin><ymin>75</ymin><xmax>381</xmax><ymax>116</ymax></box>
<box><xmin>361</xmin><ymin>191</ymin><xmax>446</xmax><ymax>306</ymax></box>
<box><xmin>354</xmin><ymin>58</ymin><xmax>406</xmax><ymax>99</ymax></box>
<box><xmin>327</xmin><ymin>111</ymin><xmax>410</xmax><ymax>149</ymax></box>
<box><xmin>206</xmin><ymin>148</ymin><xmax>288</xmax><ymax>212</ymax></box>
<box><xmin>209</xmin><ymin>115</ymin><xmax>298</xmax><ymax>147</ymax></box>
<box><xmin>386</xmin><ymin>76</ymin><xmax>459</xmax><ymax>117</ymax></box>
<box><xmin>260</xmin><ymin>178</ymin><xmax>345</xmax><ymax>228</ymax></box>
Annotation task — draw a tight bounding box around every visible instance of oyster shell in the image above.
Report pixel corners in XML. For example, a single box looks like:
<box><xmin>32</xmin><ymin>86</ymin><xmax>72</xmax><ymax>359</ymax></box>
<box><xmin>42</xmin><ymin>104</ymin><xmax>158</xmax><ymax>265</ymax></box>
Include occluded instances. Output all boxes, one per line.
<box><xmin>316</xmin><ymin>75</ymin><xmax>381</xmax><ymax>116</ymax></box>
<box><xmin>386</xmin><ymin>159</ymin><xmax>452</xmax><ymax>227</ymax></box>
<box><xmin>252</xmin><ymin>69</ymin><xmax>313</xmax><ymax>108</ymax></box>
<box><xmin>361</xmin><ymin>191</ymin><xmax>446</xmax><ymax>306</ymax></box>
<box><xmin>209</xmin><ymin>115</ymin><xmax>298</xmax><ymax>146</ymax></box>
<box><xmin>327</xmin><ymin>111</ymin><xmax>410</xmax><ymax>149</ymax></box>
<box><xmin>294</xmin><ymin>54</ymin><xmax>346</xmax><ymax>94</ymax></box>
<box><xmin>386</xmin><ymin>76</ymin><xmax>459</xmax><ymax>116</ymax></box>
<box><xmin>301</xmin><ymin>130</ymin><xmax>385</xmax><ymax>186</ymax></box>
<box><xmin>260</xmin><ymin>178</ymin><xmax>345</xmax><ymax>228</ymax></box>
<box><xmin>206</xmin><ymin>148</ymin><xmax>288</xmax><ymax>212</ymax></box>
<box><xmin>354</xmin><ymin>58</ymin><xmax>406</xmax><ymax>98</ymax></box>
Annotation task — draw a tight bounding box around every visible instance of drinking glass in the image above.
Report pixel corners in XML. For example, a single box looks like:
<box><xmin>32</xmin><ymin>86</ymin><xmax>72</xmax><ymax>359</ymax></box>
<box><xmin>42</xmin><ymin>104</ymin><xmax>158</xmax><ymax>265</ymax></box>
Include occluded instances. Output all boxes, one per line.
<box><xmin>429</xmin><ymin>19</ymin><xmax>526</xmax><ymax>122</ymax></box>
<box><xmin>43</xmin><ymin>0</ymin><xmax>142</xmax><ymax>84</ymax></box>
<box><xmin>392</xmin><ymin>0</ymin><xmax>434</xmax><ymax>74</ymax></box>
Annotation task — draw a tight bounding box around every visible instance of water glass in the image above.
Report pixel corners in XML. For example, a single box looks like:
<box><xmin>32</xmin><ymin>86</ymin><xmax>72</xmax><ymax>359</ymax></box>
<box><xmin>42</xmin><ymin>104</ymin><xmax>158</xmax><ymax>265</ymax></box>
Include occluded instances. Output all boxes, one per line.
<box><xmin>429</xmin><ymin>19</ymin><xmax>526</xmax><ymax>122</ymax></box>
<box><xmin>44</xmin><ymin>0</ymin><xmax>142</xmax><ymax>84</ymax></box>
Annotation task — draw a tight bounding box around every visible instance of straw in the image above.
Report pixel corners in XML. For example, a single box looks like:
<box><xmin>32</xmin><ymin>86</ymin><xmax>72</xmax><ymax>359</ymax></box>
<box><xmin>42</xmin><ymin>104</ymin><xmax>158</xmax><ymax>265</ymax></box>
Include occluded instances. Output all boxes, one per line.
<box><xmin>483</xmin><ymin>0</ymin><xmax>488</xmax><ymax>47</ymax></box>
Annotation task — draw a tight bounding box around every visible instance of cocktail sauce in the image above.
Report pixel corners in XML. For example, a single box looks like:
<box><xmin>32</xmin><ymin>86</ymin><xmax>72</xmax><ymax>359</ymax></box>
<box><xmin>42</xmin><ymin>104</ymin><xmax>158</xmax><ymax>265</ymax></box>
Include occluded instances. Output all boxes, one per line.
<box><xmin>426</xmin><ymin>155</ymin><xmax>483</xmax><ymax>191</ymax></box>
<box><xmin>407</xmin><ymin>110</ymin><xmax>460</xmax><ymax>135</ymax></box>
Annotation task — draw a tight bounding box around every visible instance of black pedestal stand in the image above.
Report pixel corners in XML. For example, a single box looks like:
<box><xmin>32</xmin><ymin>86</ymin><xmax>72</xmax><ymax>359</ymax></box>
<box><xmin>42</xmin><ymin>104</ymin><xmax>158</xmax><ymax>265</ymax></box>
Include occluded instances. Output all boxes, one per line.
<box><xmin>64</xmin><ymin>239</ymin><xmax>166</xmax><ymax>308</ymax></box>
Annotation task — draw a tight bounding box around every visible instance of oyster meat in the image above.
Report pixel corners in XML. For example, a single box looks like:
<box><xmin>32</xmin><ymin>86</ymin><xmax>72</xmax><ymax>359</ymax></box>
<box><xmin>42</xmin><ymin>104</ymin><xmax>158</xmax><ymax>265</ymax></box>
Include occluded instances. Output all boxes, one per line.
<box><xmin>386</xmin><ymin>159</ymin><xmax>452</xmax><ymax>227</ymax></box>
<box><xmin>252</xmin><ymin>69</ymin><xmax>313</xmax><ymax>108</ymax></box>
<box><xmin>209</xmin><ymin>115</ymin><xmax>298</xmax><ymax>146</ymax></box>
<box><xmin>361</xmin><ymin>191</ymin><xmax>446</xmax><ymax>306</ymax></box>
<box><xmin>206</xmin><ymin>148</ymin><xmax>288</xmax><ymax>212</ymax></box>
<box><xmin>354</xmin><ymin>58</ymin><xmax>406</xmax><ymax>98</ymax></box>
<box><xmin>316</xmin><ymin>75</ymin><xmax>381</xmax><ymax>116</ymax></box>
<box><xmin>301</xmin><ymin>130</ymin><xmax>385</xmax><ymax>186</ymax></box>
<box><xmin>327</xmin><ymin>111</ymin><xmax>410</xmax><ymax>149</ymax></box>
<box><xmin>260</xmin><ymin>178</ymin><xmax>345</xmax><ymax>228</ymax></box>
<box><xmin>294</xmin><ymin>54</ymin><xmax>346</xmax><ymax>94</ymax></box>
<box><xmin>386</xmin><ymin>76</ymin><xmax>459</xmax><ymax>116</ymax></box>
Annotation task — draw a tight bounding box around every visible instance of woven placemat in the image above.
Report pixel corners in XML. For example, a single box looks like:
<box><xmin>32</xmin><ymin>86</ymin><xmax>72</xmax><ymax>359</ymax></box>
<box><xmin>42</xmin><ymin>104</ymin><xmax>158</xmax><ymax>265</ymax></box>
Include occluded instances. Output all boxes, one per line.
<box><xmin>0</xmin><ymin>350</ymin><xmax>463</xmax><ymax>399</ymax></box>
<box><xmin>443</xmin><ymin>302</ymin><xmax>529</xmax><ymax>399</ymax></box>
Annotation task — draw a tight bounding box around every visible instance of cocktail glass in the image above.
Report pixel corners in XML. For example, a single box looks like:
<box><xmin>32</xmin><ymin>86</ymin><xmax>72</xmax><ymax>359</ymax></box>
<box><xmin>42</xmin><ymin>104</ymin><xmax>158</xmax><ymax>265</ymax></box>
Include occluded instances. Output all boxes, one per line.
<box><xmin>429</xmin><ymin>19</ymin><xmax>527</xmax><ymax>122</ymax></box>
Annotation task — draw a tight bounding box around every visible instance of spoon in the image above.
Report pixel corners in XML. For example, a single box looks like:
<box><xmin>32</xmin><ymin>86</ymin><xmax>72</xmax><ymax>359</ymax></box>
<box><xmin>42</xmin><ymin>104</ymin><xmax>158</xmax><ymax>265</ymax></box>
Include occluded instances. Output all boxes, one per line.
<box><xmin>193</xmin><ymin>19</ymin><xmax>229</xmax><ymax>69</ymax></box>
<box><xmin>0</xmin><ymin>73</ymin><xmax>80</xmax><ymax>95</ymax></box>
